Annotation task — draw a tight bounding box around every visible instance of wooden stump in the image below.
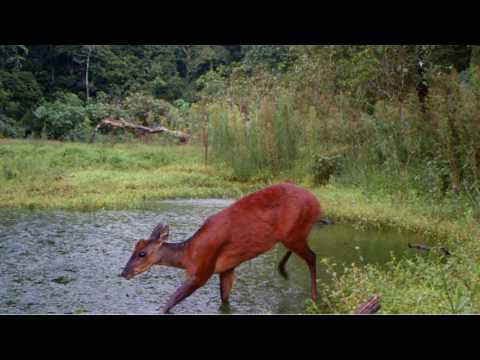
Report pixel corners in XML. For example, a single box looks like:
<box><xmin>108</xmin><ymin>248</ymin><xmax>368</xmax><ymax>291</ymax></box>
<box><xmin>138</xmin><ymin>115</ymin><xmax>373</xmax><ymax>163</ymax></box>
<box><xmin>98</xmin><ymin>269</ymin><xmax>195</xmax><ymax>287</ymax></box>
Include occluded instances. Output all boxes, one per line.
<box><xmin>355</xmin><ymin>295</ymin><xmax>381</xmax><ymax>315</ymax></box>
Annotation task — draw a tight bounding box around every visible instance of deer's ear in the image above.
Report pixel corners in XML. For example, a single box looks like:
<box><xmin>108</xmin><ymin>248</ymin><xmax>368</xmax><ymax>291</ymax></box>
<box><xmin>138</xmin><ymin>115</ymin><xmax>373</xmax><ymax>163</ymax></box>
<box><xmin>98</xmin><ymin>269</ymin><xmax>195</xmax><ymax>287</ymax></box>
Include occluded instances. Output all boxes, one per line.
<box><xmin>149</xmin><ymin>223</ymin><xmax>169</xmax><ymax>243</ymax></box>
<box><xmin>134</xmin><ymin>240</ymin><xmax>149</xmax><ymax>251</ymax></box>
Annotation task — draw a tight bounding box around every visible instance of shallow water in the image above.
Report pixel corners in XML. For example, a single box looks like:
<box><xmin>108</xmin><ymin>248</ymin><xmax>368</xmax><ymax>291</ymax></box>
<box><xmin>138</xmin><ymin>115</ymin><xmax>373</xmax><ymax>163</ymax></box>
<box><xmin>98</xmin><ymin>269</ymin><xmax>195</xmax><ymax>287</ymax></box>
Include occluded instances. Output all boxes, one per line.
<box><xmin>0</xmin><ymin>200</ymin><xmax>428</xmax><ymax>314</ymax></box>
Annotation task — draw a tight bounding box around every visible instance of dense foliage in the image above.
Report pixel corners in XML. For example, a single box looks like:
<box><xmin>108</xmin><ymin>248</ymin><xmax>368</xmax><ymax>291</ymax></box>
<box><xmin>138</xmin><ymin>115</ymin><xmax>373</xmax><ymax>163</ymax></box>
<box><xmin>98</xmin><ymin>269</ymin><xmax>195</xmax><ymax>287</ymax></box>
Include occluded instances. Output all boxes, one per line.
<box><xmin>0</xmin><ymin>45</ymin><xmax>475</xmax><ymax>132</ymax></box>
<box><xmin>2</xmin><ymin>45</ymin><xmax>480</xmax><ymax>201</ymax></box>
<box><xmin>186</xmin><ymin>46</ymin><xmax>480</xmax><ymax>213</ymax></box>
<box><xmin>0</xmin><ymin>45</ymin><xmax>250</xmax><ymax>139</ymax></box>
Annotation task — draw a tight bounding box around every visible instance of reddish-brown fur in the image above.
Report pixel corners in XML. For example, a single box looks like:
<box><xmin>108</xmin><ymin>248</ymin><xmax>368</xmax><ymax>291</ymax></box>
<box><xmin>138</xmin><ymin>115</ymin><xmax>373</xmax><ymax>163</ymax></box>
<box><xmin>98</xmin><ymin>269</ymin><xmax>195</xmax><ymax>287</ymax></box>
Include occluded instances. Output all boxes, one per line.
<box><xmin>121</xmin><ymin>183</ymin><xmax>322</xmax><ymax>314</ymax></box>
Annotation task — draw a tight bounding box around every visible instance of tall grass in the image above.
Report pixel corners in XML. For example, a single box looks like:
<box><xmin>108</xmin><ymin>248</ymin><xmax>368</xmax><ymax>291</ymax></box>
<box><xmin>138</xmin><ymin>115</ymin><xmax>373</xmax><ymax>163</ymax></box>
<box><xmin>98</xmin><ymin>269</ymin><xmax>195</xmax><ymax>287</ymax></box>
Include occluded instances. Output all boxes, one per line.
<box><xmin>198</xmin><ymin>65</ymin><xmax>480</xmax><ymax>219</ymax></box>
<box><xmin>206</xmin><ymin>94</ymin><xmax>324</xmax><ymax>182</ymax></box>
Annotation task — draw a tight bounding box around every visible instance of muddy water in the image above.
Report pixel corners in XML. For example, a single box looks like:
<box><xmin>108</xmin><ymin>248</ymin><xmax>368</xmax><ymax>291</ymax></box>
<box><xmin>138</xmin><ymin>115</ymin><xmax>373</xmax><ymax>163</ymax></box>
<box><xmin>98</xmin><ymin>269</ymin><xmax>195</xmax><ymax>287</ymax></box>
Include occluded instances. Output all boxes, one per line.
<box><xmin>0</xmin><ymin>200</ymin><xmax>428</xmax><ymax>314</ymax></box>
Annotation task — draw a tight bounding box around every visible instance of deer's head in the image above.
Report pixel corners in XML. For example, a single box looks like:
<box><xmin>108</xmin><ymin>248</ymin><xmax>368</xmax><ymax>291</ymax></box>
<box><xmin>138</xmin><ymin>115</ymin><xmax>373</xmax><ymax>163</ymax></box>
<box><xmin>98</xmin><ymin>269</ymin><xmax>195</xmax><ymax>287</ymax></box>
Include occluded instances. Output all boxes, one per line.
<box><xmin>121</xmin><ymin>223</ymin><xmax>169</xmax><ymax>280</ymax></box>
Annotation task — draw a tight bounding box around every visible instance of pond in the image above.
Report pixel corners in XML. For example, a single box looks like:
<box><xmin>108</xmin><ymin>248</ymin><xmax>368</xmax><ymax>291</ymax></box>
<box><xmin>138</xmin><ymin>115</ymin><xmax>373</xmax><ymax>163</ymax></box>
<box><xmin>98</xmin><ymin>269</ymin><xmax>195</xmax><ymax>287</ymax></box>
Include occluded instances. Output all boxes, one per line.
<box><xmin>0</xmin><ymin>200</ymin><xmax>430</xmax><ymax>314</ymax></box>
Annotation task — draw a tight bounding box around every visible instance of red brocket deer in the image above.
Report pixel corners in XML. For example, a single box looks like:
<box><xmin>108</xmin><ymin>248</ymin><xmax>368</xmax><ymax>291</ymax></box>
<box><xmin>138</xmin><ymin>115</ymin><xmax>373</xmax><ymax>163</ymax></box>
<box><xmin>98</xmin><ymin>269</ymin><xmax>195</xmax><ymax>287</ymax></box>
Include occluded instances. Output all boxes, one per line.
<box><xmin>121</xmin><ymin>183</ymin><xmax>322</xmax><ymax>314</ymax></box>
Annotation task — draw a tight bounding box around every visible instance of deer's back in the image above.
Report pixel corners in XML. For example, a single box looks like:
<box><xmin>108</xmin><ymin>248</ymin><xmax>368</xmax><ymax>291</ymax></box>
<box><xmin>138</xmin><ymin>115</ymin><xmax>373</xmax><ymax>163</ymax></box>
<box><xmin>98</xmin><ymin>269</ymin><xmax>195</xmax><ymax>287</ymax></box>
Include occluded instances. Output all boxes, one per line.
<box><xmin>186</xmin><ymin>184</ymin><xmax>321</xmax><ymax>274</ymax></box>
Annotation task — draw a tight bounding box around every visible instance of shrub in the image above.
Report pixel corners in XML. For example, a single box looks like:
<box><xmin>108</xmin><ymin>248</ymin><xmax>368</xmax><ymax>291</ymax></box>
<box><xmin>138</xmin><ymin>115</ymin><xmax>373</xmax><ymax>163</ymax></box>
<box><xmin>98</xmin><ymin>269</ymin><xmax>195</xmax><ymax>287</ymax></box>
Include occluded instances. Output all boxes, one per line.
<box><xmin>33</xmin><ymin>92</ymin><xmax>92</xmax><ymax>141</ymax></box>
<box><xmin>311</xmin><ymin>155</ymin><xmax>342</xmax><ymax>185</ymax></box>
<box><xmin>0</xmin><ymin>114</ymin><xmax>21</xmax><ymax>138</ymax></box>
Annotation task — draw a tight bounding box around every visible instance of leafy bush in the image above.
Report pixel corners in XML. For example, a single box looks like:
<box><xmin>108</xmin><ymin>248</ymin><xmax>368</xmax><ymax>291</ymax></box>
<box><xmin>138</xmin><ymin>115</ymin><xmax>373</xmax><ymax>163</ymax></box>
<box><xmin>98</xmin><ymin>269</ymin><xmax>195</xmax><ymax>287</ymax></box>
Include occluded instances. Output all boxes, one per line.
<box><xmin>94</xmin><ymin>91</ymin><xmax>186</xmax><ymax>130</ymax></box>
<box><xmin>33</xmin><ymin>92</ymin><xmax>92</xmax><ymax>141</ymax></box>
<box><xmin>0</xmin><ymin>114</ymin><xmax>21</xmax><ymax>138</ymax></box>
<box><xmin>152</xmin><ymin>76</ymin><xmax>186</xmax><ymax>101</ymax></box>
<box><xmin>0</xmin><ymin>70</ymin><xmax>43</xmax><ymax>119</ymax></box>
<box><xmin>242</xmin><ymin>45</ymin><xmax>294</xmax><ymax>72</ymax></box>
<box><xmin>311</xmin><ymin>155</ymin><xmax>342</xmax><ymax>185</ymax></box>
<box><xmin>122</xmin><ymin>92</ymin><xmax>177</xmax><ymax>126</ymax></box>
<box><xmin>30</xmin><ymin>91</ymin><xmax>190</xmax><ymax>142</ymax></box>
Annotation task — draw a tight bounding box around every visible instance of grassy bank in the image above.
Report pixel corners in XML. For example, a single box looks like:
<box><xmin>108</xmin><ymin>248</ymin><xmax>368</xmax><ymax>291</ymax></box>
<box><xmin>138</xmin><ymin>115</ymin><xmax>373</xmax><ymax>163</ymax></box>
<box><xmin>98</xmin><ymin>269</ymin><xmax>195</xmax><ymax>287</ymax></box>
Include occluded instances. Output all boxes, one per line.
<box><xmin>0</xmin><ymin>139</ymin><xmax>262</xmax><ymax>211</ymax></box>
<box><xmin>1</xmin><ymin>139</ymin><xmax>479</xmax><ymax>314</ymax></box>
<box><xmin>310</xmin><ymin>185</ymin><xmax>480</xmax><ymax>314</ymax></box>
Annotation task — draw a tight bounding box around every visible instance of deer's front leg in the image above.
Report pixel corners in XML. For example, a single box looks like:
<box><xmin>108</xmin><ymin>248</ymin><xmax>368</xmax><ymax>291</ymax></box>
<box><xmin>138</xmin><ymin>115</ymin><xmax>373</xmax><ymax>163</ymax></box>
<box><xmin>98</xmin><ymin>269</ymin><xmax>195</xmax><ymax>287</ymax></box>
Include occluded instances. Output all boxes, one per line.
<box><xmin>162</xmin><ymin>276</ymin><xmax>209</xmax><ymax>314</ymax></box>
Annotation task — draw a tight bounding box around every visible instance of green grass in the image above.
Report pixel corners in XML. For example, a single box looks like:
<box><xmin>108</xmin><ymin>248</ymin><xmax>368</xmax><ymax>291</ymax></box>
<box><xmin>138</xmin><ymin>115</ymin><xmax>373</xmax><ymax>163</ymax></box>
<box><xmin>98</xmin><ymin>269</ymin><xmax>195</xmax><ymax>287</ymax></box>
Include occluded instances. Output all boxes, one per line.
<box><xmin>0</xmin><ymin>139</ymin><xmax>262</xmax><ymax>211</ymax></box>
<box><xmin>312</xmin><ymin>184</ymin><xmax>479</xmax><ymax>241</ymax></box>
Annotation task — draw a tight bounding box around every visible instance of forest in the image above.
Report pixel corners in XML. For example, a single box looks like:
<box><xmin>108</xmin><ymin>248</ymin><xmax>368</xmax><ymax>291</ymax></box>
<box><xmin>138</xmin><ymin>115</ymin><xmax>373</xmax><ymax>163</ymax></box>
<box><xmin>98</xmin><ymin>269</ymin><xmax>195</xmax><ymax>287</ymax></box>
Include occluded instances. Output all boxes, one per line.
<box><xmin>1</xmin><ymin>45</ymin><xmax>480</xmax><ymax>315</ymax></box>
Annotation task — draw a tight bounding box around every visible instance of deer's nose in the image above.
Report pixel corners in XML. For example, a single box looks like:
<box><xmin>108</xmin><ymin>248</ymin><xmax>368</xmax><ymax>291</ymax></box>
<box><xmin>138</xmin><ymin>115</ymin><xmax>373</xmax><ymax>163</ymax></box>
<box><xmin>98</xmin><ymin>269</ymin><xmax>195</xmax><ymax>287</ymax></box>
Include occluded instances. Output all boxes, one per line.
<box><xmin>120</xmin><ymin>269</ymin><xmax>135</xmax><ymax>280</ymax></box>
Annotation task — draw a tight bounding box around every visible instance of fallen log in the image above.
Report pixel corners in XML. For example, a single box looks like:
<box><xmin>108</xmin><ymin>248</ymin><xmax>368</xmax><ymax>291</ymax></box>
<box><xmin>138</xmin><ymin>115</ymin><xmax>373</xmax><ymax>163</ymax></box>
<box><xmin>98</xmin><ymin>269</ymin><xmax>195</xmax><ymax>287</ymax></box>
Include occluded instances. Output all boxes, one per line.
<box><xmin>318</xmin><ymin>218</ymin><xmax>335</xmax><ymax>225</ymax></box>
<box><xmin>408</xmin><ymin>243</ymin><xmax>452</xmax><ymax>257</ymax></box>
<box><xmin>355</xmin><ymin>295</ymin><xmax>381</xmax><ymax>315</ymax></box>
<box><xmin>90</xmin><ymin>117</ymin><xmax>192</xmax><ymax>144</ymax></box>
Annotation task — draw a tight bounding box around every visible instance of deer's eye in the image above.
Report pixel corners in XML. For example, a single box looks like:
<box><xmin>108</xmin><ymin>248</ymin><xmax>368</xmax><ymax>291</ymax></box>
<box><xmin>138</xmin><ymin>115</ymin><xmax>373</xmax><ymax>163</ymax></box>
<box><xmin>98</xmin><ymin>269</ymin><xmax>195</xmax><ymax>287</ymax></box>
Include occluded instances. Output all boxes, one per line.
<box><xmin>139</xmin><ymin>252</ymin><xmax>146</xmax><ymax>258</ymax></box>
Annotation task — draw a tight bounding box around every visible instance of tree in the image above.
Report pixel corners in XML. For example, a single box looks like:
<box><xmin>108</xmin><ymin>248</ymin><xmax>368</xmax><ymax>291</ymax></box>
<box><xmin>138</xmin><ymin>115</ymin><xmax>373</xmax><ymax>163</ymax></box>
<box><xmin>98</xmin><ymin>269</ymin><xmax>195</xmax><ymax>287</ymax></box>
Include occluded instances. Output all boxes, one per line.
<box><xmin>73</xmin><ymin>45</ymin><xmax>98</xmax><ymax>101</ymax></box>
<box><xmin>176</xmin><ymin>45</ymin><xmax>233</xmax><ymax>81</ymax></box>
<box><xmin>471</xmin><ymin>46</ymin><xmax>480</xmax><ymax>67</ymax></box>
<box><xmin>242</xmin><ymin>45</ymin><xmax>292</xmax><ymax>71</ymax></box>
<box><xmin>0</xmin><ymin>45</ymin><xmax>28</xmax><ymax>70</ymax></box>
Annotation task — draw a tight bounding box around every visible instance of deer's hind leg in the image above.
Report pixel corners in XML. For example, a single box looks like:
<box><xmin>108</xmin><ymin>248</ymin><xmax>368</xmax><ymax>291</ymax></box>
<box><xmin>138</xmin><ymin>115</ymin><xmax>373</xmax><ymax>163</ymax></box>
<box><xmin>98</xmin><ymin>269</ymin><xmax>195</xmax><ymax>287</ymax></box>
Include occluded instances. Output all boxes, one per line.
<box><xmin>278</xmin><ymin>251</ymin><xmax>292</xmax><ymax>280</ymax></box>
<box><xmin>219</xmin><ymin>268</ymin><xmax>235</xmax><ymax>305</ymax></box>
<box><xmin>282</xmin><ymin>234</ymin><xmax>318</xmax><ymax>302</ymax></box>
<box><xmin>294</xmin><ymin>247</ymin><xmax>318</xmax><ymax>302</ymax></box>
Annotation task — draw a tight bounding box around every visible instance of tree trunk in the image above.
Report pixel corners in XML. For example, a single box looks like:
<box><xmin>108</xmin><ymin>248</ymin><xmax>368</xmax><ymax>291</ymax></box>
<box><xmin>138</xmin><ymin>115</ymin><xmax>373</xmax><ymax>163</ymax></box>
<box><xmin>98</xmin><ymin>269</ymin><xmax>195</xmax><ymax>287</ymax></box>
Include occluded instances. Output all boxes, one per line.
<box><xmin>416</xmin><ymin>48</ymin><xmax>429</xmax><ymax>112</ymax></box>
<box><xmin>447</xmin><ymin>117</ymin><xmax>463</xmax><ymax>194</ymax></box>
<box><xmin>475</xmin><ymin>149</ymin><xmax>480</xmax><ymax>189</ymax></box>
<box><xmin>85</xmin><ymin>48</ymin><xmax>91</xmax><ymax>101</ymax></box>
<box><xmin>471</xmin><ymin>46</ymin><xmax>480</xmax><ymax>68</ymax></box>
<box><xmin>203</xmin><ymin>125</ymin><xmax>209</xmax><ymax>166</ymax></box>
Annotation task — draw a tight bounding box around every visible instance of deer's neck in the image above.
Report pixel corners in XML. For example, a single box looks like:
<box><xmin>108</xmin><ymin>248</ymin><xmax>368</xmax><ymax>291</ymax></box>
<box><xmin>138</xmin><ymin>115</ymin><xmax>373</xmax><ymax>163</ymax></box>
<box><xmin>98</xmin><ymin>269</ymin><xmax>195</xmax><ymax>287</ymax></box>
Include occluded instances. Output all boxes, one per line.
<box><xmin>157</xmin><ymin>240</ymin><xmax>191</xmax><ymax>270</ymax></box>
